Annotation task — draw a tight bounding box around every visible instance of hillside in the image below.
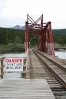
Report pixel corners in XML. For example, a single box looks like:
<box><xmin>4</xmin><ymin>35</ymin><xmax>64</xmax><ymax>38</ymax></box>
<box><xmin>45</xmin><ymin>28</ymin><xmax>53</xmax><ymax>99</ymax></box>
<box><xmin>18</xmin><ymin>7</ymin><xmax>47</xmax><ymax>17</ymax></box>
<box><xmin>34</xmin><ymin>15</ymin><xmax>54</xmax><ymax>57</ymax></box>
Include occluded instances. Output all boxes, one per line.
<box><xmin>0</xmin><ymin>27</ymin><xmax>66</xmax><ymax>46</ymax></box>
<box><xmin>52</xmin><ymin>29</ymin><xmax>66</xmax><ymax>34</ymax></box>
<box><xmin>52</xmin><ymin>29</ymin><xmax>66</xmax><ymax>46</ymax></box>
<box><xmin>0</xmin><ymin>27</ymin><xmax>25</xmax><ymax>45</ymax></box>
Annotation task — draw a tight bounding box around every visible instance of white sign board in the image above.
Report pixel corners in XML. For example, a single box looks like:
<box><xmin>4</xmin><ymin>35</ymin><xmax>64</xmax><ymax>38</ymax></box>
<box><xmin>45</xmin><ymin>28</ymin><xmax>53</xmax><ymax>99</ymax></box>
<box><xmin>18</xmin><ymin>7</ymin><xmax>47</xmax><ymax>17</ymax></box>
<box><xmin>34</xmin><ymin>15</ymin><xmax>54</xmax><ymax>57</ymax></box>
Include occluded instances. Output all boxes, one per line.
<box><xmin>4</xmin><ymin>57</ymin><xmax>23</xmax><ymax>72</ymax></box>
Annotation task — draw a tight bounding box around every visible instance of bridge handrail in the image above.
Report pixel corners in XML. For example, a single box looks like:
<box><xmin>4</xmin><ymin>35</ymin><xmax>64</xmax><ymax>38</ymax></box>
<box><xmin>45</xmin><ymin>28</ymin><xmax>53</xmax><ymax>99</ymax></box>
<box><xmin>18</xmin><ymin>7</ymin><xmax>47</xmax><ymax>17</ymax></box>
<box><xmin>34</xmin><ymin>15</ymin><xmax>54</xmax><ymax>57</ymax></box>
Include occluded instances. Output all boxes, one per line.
<box><xmin>0</xmin><ymin>56</ymin><xmax>27</xmax><ymax>79</ymax></box>
<box><xmin>0</xmin><ymin>57</ymin><xmax>4</xmax><ymax>79</ymax></box>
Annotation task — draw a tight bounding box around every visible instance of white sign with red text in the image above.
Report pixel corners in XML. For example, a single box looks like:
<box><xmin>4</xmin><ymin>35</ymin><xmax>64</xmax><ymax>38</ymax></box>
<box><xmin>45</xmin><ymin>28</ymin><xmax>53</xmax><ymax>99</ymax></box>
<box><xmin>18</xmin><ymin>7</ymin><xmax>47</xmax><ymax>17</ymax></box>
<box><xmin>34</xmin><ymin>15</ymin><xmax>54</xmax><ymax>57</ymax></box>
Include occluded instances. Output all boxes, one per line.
<box><xmin>4</xmin><ymin>58</ymin><xmax>23</xmax><ymax>72</ymax></box>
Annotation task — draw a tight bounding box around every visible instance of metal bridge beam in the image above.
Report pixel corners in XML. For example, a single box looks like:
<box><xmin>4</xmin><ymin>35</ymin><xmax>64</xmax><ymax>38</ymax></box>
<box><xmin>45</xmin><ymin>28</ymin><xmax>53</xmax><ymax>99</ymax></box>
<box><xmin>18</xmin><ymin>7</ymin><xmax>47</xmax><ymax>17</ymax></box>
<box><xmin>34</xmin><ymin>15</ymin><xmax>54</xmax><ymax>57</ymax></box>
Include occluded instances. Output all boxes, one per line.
<box><xmin>25</xmin><ymin>14</ymin><xmax>55</xmax><ymax>55</ymax></box>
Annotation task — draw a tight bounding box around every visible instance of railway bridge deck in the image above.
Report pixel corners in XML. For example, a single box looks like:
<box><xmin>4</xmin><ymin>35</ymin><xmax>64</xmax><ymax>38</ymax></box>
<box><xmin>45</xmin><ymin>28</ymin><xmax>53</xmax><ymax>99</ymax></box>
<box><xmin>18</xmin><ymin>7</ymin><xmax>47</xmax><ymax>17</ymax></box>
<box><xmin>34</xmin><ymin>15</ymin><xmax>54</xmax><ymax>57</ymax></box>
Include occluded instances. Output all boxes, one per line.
<box><xmin>0</xmin><ymin>49</ymin><xmax>66</xmax><ymax>99</ymax></box>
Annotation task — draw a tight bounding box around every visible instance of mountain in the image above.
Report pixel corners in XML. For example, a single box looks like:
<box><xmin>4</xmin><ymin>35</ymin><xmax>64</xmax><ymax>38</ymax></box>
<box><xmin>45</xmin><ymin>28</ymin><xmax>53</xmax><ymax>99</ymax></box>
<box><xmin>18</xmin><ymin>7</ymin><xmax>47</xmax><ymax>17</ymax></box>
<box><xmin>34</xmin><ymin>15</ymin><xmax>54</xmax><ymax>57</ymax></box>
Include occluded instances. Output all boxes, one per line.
<box><xmin>21</xmin><ymin>26</ymin><xmax>25</xmax><ymax>30</ymax></box>
<box><xmin>12</xmin><ymin>25</ymin><xmax>66</xmax><ymax>34</ymax></box>
<box><xmin>13</xmin><ymin>25</ymin><xmax>25</xmax><ymax>30</ymax></box>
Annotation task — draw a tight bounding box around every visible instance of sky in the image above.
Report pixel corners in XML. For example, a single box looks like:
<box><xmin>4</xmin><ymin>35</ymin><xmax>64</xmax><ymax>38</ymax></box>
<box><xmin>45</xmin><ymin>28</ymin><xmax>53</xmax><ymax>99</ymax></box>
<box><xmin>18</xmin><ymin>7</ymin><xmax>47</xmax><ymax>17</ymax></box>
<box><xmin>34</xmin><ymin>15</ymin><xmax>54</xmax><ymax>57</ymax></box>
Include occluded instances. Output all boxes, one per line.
<box><xmin>0</xmin><ymin>0</ymin><xmax>66</xmax><ymax>29</ymax></box>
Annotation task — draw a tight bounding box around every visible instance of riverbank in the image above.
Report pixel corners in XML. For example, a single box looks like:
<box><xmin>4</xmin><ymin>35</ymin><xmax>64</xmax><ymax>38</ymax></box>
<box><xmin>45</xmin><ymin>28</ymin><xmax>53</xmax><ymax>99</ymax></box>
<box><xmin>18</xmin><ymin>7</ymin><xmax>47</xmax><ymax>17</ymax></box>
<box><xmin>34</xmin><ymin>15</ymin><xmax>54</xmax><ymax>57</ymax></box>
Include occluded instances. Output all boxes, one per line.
<box><xmin>0</xmin><ymin>43</ymin><xmax>25</xmax><ymax>54</ymax></box>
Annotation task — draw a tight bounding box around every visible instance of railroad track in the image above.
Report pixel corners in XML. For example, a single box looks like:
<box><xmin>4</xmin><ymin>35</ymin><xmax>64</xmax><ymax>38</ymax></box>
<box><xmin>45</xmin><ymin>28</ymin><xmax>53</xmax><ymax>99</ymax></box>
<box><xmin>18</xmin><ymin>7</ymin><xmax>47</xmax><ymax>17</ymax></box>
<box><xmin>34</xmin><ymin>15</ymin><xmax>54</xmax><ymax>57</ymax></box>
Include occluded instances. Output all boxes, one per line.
<box><xmin>32</xmin><ymin>49</ymin><xmax>66</xmax><ymax>99</ymax></box>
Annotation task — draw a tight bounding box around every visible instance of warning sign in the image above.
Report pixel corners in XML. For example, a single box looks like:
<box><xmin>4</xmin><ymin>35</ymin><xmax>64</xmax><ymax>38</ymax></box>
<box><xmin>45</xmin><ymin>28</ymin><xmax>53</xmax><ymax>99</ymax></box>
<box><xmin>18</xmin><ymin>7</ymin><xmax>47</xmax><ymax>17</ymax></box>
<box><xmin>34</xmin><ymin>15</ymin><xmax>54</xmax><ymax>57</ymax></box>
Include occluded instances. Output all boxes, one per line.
<box><xmin>4</xmin><ymin>58</ymin><xmax>23</xmax><ymax>72</ymax></box>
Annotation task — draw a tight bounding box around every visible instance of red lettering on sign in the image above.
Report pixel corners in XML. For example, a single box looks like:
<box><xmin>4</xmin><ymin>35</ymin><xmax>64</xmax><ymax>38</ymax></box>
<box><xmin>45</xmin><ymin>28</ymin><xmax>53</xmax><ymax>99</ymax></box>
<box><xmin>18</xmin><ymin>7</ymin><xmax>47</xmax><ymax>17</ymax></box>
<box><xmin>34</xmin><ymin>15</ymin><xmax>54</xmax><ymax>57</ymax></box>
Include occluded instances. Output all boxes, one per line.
<box><xmin>20</xmin><ymin>59</ymin><xmax>22</xmax><ymax>62</ymax></box>
<box><xmin>6</xmin><ymin>58</ymin><xmax>22</xmax><ymax>62</ymax></box>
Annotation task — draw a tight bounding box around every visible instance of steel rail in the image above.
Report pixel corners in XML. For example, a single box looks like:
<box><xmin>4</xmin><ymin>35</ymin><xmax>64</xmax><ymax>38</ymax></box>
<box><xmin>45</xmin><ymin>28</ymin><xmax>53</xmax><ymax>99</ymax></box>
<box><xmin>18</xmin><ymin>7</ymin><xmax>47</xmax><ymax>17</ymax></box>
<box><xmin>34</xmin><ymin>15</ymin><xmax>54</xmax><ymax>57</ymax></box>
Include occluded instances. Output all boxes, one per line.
<box><xmin>34</xmin><ymin>49</ymin><xmax>66</xmax><ymax>72</ymax></box>
<box><xmin>33</xmin><ymin>49</ymin><xmax>66</xmax><ymax>88</ymax></box>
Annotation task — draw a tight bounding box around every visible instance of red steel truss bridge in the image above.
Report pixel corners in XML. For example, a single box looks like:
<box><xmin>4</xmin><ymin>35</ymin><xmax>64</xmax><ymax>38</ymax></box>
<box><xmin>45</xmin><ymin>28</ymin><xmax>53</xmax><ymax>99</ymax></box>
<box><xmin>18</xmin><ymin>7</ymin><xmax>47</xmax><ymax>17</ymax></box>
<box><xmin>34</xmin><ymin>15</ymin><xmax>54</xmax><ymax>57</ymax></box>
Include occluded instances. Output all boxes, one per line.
<box><xmin>25</xmin><ymin>14</ymin><xmax>55</xmax><ymax>55</ymax></box>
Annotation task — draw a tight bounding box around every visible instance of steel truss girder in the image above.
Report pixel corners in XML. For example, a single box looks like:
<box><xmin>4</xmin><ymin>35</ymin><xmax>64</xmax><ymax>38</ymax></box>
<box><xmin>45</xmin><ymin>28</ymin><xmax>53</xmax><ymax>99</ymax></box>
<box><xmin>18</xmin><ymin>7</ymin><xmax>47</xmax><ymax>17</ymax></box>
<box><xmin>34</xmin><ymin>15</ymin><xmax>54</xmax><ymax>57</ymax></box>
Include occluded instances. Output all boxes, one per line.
<box><xmin>25</xmin><ymin>14</ymin><xmax>55</xmax><ymax>55</ymax></box>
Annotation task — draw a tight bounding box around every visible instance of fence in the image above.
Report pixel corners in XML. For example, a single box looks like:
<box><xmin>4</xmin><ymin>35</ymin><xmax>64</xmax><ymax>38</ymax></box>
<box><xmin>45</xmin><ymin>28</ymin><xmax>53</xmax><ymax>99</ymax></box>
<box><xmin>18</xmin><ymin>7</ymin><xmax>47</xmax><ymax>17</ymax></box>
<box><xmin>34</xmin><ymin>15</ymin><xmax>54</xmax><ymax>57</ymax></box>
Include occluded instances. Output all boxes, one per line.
<box><xmin>0</xmin><ymin>57</ymin><xmax>27</xmax><ymax>79</ymax></box>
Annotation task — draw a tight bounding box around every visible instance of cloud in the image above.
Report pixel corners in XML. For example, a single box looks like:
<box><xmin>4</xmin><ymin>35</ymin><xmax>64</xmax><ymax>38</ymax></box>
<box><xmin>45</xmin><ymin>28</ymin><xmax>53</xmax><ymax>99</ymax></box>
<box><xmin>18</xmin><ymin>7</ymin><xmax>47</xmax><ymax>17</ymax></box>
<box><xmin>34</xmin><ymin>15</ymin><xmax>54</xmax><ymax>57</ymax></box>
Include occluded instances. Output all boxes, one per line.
<box><xmin>0</xmin><ymin>0</ymin><xmax>7</xmax><ymax>12</ymax></box>
<box><xmin>0</xmin><ymin>16</ymin><xmax>25</xmax><ymax>27</ymax></box>
<box><xmin>0</xmin><ymin>0</ymin><xmax>66</xmax><ymax>28</ymax></box>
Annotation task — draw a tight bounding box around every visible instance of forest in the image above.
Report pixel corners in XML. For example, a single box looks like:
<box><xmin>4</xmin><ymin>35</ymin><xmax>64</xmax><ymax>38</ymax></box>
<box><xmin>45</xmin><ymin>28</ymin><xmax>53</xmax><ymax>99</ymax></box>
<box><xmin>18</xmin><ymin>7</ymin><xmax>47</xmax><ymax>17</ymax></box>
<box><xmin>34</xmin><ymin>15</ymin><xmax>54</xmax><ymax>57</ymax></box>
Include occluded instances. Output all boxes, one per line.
<box><xmin>0</xmin><ymin>27</ymin><xmax>25</xmax><ymax>53</ymax></box>
<box><xmin>52</xmin><ymin>29</ymin><xmax>66</xmax><ymax>46</ymax></box>
<box><xmin>0</xmin><ymin>27</ymin><xmax>24</xmax><ymax>45</ymax></box>
<box><xmin>0</xmin><ymin>27</ymin><xmax>66</xmax><ymax>53</ymax></box>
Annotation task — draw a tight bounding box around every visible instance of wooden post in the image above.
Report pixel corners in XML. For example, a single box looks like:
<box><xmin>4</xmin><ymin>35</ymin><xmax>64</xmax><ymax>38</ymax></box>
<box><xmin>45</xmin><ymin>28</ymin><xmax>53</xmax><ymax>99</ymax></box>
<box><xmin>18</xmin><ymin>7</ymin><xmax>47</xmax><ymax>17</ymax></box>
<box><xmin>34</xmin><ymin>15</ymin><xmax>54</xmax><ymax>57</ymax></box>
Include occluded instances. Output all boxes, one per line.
<box><xmin>23</xmin><ymin>58</ymin><xmax>27</xmax><ymax>78</ymax></box>
<box><xmin>1</xmin><ymin>59</ymin><xmax>3</xmax><ymax>79</ymax></box>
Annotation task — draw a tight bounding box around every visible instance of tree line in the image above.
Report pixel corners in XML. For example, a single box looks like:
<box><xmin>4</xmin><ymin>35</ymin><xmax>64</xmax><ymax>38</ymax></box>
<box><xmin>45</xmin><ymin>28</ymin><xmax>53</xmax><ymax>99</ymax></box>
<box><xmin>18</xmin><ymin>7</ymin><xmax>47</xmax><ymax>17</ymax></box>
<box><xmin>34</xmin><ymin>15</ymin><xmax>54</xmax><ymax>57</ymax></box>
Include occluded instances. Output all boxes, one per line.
<box><xmin>0</xmin><ymin>27</ymin><xmax>66</xmax><ymax>46</ymax></box>
<box><xmin>52</xmin><ymin>29</ymin><xmax>66</xmax><ymax>46</ymax></box>
<box><xmin>0</xmin><ymin>27</ymin><xmax>25</xmax><ymax>45</ymax></box>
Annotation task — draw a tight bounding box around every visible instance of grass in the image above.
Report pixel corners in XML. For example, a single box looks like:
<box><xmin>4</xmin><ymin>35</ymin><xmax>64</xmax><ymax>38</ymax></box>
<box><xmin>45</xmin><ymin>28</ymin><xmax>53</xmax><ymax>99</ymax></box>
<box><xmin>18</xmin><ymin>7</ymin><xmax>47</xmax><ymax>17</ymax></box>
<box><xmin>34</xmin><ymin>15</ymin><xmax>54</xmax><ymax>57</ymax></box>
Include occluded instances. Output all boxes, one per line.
<box><xmin>54</xmin><ymin>42</ymin><xmax>64</xmax><ymax>48</ymax></box>
<box><xmin>0</xmin><ymin>43</ymin><xmax>25</xmax><ymax>54</ymax></box>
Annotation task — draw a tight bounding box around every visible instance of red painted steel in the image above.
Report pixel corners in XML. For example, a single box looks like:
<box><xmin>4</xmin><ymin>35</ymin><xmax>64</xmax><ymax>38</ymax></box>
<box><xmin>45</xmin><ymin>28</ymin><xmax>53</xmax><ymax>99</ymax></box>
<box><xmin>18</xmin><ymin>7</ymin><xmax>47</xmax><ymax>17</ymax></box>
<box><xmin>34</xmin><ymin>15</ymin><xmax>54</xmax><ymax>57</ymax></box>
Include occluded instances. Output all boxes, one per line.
<box><xmin>25</xmin><ymin>14</ymin><xmax>55</xmax><ymax>55</ymax></box>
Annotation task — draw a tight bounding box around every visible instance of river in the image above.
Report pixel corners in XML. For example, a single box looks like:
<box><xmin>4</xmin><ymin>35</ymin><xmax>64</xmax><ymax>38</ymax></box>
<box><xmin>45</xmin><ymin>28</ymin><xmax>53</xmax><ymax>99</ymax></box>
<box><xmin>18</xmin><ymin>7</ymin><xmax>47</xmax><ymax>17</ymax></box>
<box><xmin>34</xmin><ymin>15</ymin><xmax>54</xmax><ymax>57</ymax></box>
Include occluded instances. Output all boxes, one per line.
<box><xmin>55</xmin><ymin>50</ymin><xmax>66</xmax><ymax>59</ymax></box>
